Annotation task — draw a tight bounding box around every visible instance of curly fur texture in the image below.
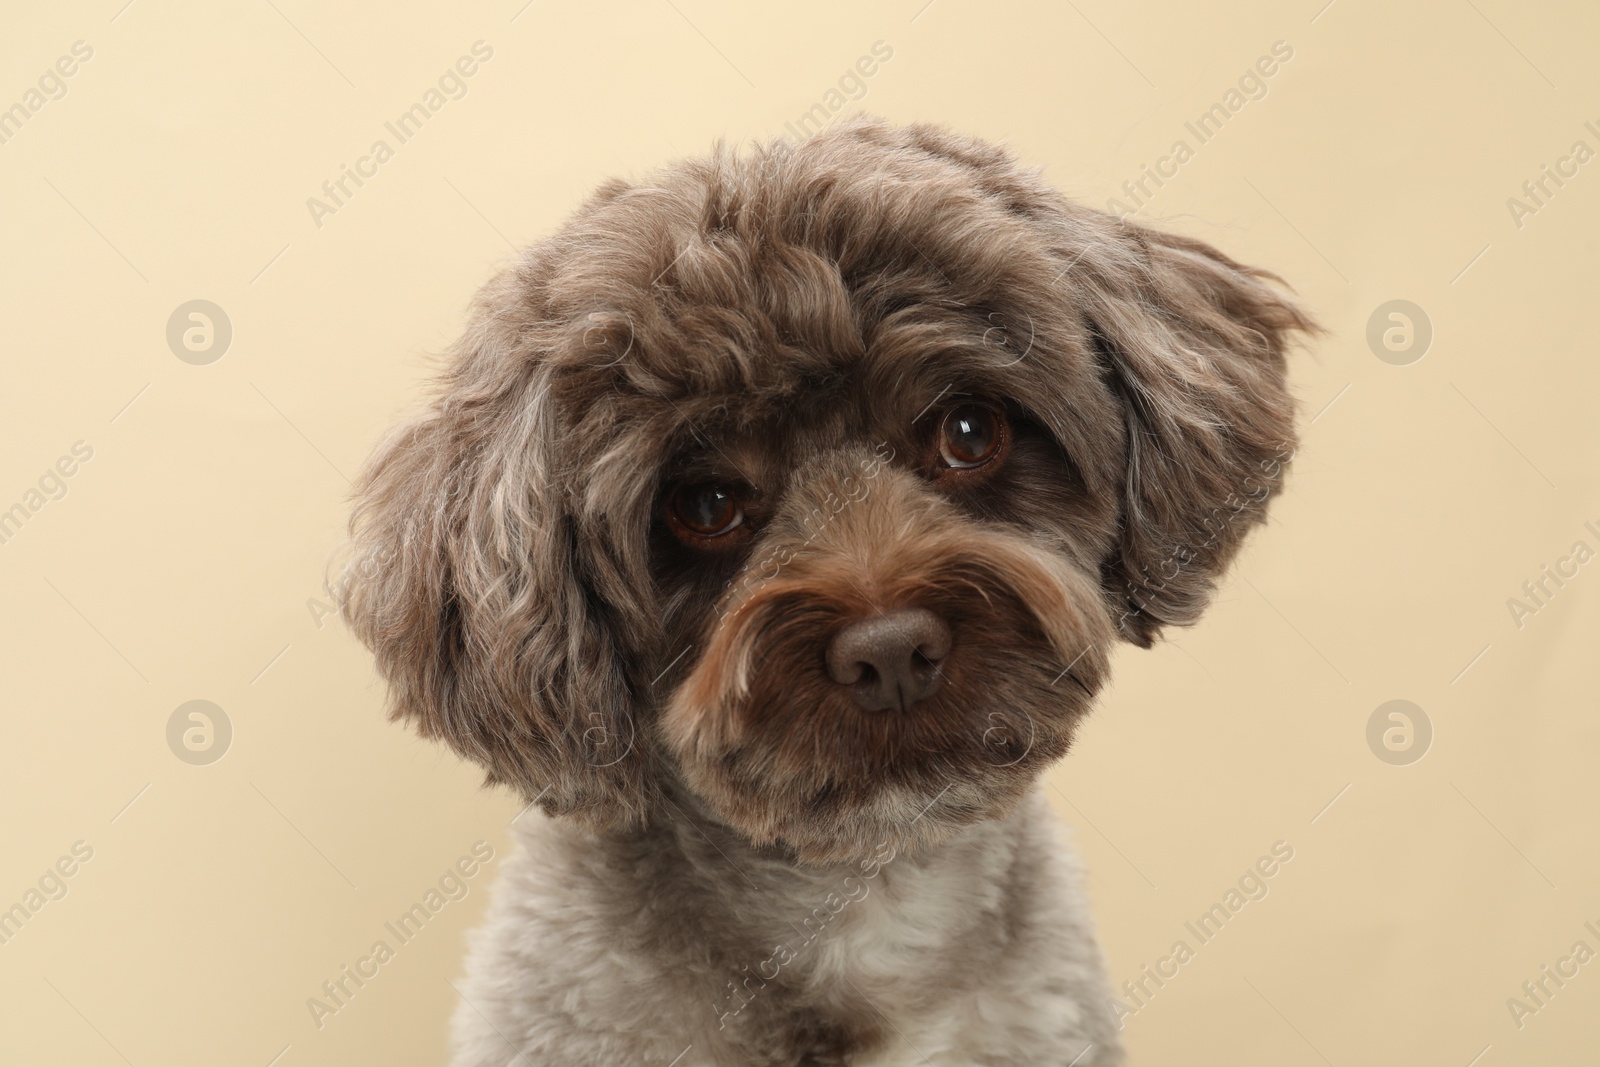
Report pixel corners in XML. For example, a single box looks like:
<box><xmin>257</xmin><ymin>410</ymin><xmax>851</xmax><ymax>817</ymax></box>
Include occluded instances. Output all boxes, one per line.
<box><xmin>342</xmin><ymin>116</ymin><xmax>1314</xmax><ymax>1065</ymax></box>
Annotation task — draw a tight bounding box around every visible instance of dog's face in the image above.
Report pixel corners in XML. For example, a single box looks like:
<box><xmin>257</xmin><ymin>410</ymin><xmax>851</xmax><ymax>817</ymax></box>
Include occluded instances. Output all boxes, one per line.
<box><xmin>343</xmin><ymin>119</ymin><xmax>1312</xmax><ymax>865</ymax></box>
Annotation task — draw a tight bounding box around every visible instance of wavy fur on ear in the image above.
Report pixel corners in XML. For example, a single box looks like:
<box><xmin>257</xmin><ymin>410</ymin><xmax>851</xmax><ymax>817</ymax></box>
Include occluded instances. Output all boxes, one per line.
<box><xmin>339</xmin><ymin>265</ymin><xmax>654</xmax><ymax>828</ymax></box>
<box><xmin>1082</xmin><ymin>222</ymin><xmax>1316</xmax><ymax>645</ymax></box>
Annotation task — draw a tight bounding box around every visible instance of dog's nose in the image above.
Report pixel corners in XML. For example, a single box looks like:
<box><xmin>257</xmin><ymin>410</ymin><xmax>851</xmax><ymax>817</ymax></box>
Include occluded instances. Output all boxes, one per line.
<box><xmin>826</xmin><ymin>608</ymin><xmax>952</xmax><ymax>711</ymax></box>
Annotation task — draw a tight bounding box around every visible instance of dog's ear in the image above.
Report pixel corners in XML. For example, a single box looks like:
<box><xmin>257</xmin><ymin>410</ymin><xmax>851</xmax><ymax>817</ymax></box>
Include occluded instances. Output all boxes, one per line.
<box><xmin>890</xmin><ymin>125</ymin><xmax>1312</xmax><ymax>645</ymax></box>
<box><xmin>1077</xmin><ymin>220</ymin><xmax>1316</xmax><ymax>646</ymax></box>
<box><xmin>339</xmin><ymin>278</ymin><xmax>648</xmax><ymax>826</ymax></box>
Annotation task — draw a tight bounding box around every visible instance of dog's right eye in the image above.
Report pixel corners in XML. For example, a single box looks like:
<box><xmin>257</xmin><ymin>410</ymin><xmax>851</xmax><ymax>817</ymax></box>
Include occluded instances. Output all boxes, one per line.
<box><xmin>930</xmin><ymin>403</ymin><xmax>1009</xmax><ymax>481</ymax></box>
<box><xmin>667</xmin><ymin>483</ymin><xmax>746</xmax><ymax>541</ymax></box>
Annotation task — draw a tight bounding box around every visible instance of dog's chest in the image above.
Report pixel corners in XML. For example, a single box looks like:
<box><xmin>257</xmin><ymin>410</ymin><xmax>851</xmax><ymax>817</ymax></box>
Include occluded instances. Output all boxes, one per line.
<box><xmin>465</xmin><ymin>799</ymin><xmax>1115</xmax><ymax>1067</ymax></box>
<box><xmin>738</xmin><ymin>836</ymin><xmax>1019</xmax><ymax>1065</ymax></box>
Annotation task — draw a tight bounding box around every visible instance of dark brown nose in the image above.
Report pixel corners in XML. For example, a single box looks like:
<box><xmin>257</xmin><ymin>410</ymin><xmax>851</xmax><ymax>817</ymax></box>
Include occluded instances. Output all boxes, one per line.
<box><xmin>826</xmin><ymin>608</ymin><xmax>952</xmax><ymax>711</ymax></box>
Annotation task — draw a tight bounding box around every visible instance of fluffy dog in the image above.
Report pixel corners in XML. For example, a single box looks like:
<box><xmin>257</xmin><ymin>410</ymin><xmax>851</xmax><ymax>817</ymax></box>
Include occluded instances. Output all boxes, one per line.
<box><xmin>342</xmin><ymin>117</ymin><xmax>1312</xmax><ymax>1066</ymax></box>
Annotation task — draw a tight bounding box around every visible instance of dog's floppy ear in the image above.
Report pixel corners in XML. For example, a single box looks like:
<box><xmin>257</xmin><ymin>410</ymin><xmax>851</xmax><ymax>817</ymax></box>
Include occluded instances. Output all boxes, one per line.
<box><xmin>1077</xmin><ymin>220</ymin><xmax>1316</xmax><ymax>646</ymax></box>
<box><xmin>890</xmin><ymin>123</ymin><xmax>1313</xmax><ymax>644</ymax></box>
<box><xmin>339</xmin><ymin>274</ymin><xmax>648</xmax><ymax>827</ymax></box>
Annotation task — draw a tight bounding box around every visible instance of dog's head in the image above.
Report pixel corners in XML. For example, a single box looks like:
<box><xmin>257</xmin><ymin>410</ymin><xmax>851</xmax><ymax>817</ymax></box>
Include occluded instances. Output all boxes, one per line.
<box><xmin>342</xmin><ymin>119</ymin><xmax>1313</xmax><ymax>864</ymax></box>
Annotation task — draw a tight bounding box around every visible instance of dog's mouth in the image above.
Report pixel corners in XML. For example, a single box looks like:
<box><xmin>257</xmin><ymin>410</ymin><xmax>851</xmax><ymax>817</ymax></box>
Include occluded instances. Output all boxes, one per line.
<box><xmin>657</xmin><ymin>535</ymin><xmax>1113</xmax><ymax>864</ymax></box>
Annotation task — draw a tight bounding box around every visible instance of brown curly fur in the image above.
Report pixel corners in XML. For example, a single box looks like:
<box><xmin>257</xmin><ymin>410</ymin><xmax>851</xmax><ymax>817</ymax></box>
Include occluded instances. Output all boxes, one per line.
<box><xmin>340</xmin><ymin>115</ymin><xmax>1315</xmax><ymax>864</ymax></box>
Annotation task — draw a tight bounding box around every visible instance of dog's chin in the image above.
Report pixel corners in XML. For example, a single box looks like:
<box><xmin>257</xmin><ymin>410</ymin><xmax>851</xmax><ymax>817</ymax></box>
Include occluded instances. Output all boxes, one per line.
<box><xmin>735</xmin><ymin>758</ymin><xmax>1072</xmax><ymax>868</ymax></box>
<box><xmin>664</xmin><ymin>692</ymin><xmax>1091</xmax><ymax>867</ymax></box>
<box><xmin>661</xmin><ymin>661</ymin><xmax>1104</xmax><ymax>867</ymax></box>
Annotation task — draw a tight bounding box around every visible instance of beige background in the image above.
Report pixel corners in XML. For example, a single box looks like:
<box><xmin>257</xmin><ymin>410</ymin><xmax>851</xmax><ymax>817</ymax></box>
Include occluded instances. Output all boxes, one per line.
<box><xmin>2</xmin><ymin>0</ymin><xmax>1596</xmax><ymax>1064</ymax></box>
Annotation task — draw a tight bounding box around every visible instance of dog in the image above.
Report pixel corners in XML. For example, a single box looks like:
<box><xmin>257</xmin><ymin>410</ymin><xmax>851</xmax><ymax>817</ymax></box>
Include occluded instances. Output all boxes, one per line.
<box><xmin>341</xmin><ymin>116</ymin><xmax>1313</xmax><ymax>1066</ymax></box>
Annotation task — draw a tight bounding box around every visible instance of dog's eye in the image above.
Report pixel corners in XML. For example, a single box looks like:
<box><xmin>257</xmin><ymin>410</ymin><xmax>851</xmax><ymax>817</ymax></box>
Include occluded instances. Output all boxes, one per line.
<box><xmin>668</xmin><ymin>483</ymin><xmax>745</xmax><ymax>539</ymax></box>
<box><xmin>938</xmin><ymin>405</ymin><xmax>1007</xmax><ymax>470</ymax></box>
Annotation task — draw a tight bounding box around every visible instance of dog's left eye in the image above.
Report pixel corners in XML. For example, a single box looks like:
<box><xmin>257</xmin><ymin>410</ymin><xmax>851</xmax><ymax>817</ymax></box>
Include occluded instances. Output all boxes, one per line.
<box><xmin>668</xmin><ymin>483</ymin><xmax>746</xmax><ymax>539</ymax></box>
<box><xmin>938</xmin><ymin>404</ymin><xmax>1007</xmax><ymax>470</ymax></box>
